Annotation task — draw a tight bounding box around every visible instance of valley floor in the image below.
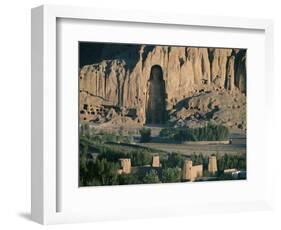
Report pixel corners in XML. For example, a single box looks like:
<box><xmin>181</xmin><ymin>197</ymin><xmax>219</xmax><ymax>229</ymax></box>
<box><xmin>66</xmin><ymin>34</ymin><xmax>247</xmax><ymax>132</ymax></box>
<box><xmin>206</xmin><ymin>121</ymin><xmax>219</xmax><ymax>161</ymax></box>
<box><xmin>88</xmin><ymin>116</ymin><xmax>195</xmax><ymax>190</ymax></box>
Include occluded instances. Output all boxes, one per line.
<box><xmin>140</xmin><ymin>132</ymin><xmax>246</xmax><ymax>156</ymax></box>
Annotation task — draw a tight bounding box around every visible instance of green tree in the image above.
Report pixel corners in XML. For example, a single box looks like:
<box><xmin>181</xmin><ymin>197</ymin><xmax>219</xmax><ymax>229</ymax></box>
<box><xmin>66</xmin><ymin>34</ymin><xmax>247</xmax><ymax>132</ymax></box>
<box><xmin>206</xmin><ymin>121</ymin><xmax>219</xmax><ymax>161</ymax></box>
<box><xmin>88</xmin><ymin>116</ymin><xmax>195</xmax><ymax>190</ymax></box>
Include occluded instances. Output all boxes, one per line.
<box><xmin>79</xmin><ymin>152</ymin><xmax>88</xmax><ymax>186</ymax></box>
<box><xmin>143</xmin><ymin>170</ymin><xmax>160</xmax><ymax>184</ymax></box>
<box><xmin>129</xmin><ymin>150</ymin><xmax>151</xmax><ymax>166</ymax></box>
<box><xmin>162</xmin><ymin>167</ymin><xmax>181</xmax><ymax>183</ymax></box>
<box><xmin>159</xmin><ymin>128</ymin><xmax>176</xmax><ymax>139</ymax></box>
<box><xmin>139</xmin><ymin>128</ymin><xmax>151</xmax><ymax>142</ymax></box>
<box><xmin>80</xmin><ymin>122</ymin><xmax>91</xmax><ymax>138</ymax></box>
<box><xmin>164</xmin><ymin>153</ymin><xmax>185</xmax><ymax>168</ymax></box>
<box><xmin>97</xmin><ymin>159</ymin><xmax>119</xmax><ymax>185</ymax></box>
<box><xmin>174</xmin><ymin>129</ymin><xmax>197</xmax><ymax>142</ymax></box>
<box><xmin>81</xmin><ymin>158</ymin><xmax>119</xmax><ymax>186</ymax></box>
<box><xmin>171</xmin><ymin>123</ymin><xmax>229</xmax><ymax>142</ymax></box>
<box><xmin>118</xmin><ymin>174</ymin><xmax>140</xmax><ymax>185</ymax></box>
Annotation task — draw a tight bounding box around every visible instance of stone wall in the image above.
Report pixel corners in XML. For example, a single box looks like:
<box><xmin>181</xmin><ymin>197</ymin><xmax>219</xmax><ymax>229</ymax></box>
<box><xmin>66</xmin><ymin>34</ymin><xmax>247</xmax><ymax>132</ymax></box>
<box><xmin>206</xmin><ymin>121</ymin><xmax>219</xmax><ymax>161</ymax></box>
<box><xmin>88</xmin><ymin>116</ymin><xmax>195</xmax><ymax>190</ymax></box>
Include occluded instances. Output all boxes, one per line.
<box><xmin>118</xmin><ymin>158</ymin><xmax>131</xmax><ymax>174</ymax></box>
<box><xmin>182</xmin><ymin>160</ymin><xmax>203</xmax><ymax>181</ymax></box>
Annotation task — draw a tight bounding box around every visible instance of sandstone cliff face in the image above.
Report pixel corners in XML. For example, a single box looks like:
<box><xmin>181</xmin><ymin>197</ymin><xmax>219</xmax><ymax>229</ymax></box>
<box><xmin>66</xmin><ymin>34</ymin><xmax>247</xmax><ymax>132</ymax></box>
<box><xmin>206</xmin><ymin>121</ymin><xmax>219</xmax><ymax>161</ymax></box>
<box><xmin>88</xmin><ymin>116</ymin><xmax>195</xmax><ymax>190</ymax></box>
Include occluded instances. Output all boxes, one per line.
<box><xmin>80</xmin><ymin>45</ymin><xmax>246</xmax><ymax>130</ymax></box>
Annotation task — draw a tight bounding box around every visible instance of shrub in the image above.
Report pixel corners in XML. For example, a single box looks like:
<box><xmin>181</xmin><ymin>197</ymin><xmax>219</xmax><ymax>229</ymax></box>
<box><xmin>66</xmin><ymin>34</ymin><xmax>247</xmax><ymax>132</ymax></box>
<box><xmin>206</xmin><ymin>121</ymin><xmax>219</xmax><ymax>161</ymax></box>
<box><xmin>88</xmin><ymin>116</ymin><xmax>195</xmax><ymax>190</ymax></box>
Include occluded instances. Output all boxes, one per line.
<box><xmin>143</xmin><ymin>169</ymin><xmax>160</xmax><ymax>184</ymax></box>
<box><xmin>159</xmin><ymin>128</ymin><xmax>176</xmax><ymax>139</ymax></box>
<box><xmin>174</xmin><ymin>129</ymin><xmax>197</xmax><ymax>142</ymax></box>
<box><xmin>162</xmin><ymin>167</ymin><xmax>181</xmax><ymax>183</ymax></box>
<box><xmin>80</xmin><ymin>122</ymin><xmax>91</xmax><ymax>138</ymax></box>
<box><xmin>139</xmin><ymin>128</ymin><xmax>151</xmax><ymax>142</ymax></box>
<box><xmin>162</xmin><ymin>153</ymin><xmax>185</xmax><ymax>169</ymax></box>
<box><xmin>118</xmin><ymin>174</ymin><xmax>140</xmax><ymax>185</ymax></box>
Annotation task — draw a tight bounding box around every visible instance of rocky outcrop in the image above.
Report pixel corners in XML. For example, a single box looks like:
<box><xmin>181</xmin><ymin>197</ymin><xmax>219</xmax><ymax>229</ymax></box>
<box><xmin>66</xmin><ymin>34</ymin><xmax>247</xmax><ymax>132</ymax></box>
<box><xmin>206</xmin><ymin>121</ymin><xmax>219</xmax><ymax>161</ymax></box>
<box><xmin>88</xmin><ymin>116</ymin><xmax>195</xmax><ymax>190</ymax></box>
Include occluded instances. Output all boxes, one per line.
<box><xmin>80</xmin><ymin>45</ymin><xmax>246</xmax><ymax>129</ymax></box>
<box><xmin>170</xmin><ymin>89</ymin><xmax>246</xmax><ymax>130</ymax></box>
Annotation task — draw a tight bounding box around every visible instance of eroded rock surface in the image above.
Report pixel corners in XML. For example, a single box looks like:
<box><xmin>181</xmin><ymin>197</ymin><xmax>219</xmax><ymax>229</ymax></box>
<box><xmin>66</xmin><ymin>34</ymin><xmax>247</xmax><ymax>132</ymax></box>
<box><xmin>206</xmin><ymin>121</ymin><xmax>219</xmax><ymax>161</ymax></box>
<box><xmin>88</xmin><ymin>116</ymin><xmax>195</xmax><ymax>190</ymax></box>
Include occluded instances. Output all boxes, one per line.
<box><xmin>80</xmin><ymin>45</ymin><xmax>246</xmax><ymax>130</ymax></box>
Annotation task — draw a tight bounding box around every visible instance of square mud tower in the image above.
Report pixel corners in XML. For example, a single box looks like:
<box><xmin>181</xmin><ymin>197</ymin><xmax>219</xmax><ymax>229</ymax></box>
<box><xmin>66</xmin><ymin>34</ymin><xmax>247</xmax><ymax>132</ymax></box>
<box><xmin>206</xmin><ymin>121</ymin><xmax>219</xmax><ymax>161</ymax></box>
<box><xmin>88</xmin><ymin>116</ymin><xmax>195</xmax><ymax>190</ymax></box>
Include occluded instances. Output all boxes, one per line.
<box><xmin>152</xmin><ymin>155</ymin><xmax>160</xmax><ymax>167</ymax></box>
<box><xmin>183</xmin><ymin>160</ymin><xmax>203</xmax><ymax>182</ymax></box>
<box><xmin>183</xmin><ymin>160</ymin><xmax>193</xmax><ymax>181</ymax></box>
<box><xmin>118</xmin><ymin>158</ymin><xmax>131</xmax><ymax>174</ymax></box>
<box><xmin>208</xmin><ymin>156</ymin><xmax>217</xmax><ymax>174</ymax></box>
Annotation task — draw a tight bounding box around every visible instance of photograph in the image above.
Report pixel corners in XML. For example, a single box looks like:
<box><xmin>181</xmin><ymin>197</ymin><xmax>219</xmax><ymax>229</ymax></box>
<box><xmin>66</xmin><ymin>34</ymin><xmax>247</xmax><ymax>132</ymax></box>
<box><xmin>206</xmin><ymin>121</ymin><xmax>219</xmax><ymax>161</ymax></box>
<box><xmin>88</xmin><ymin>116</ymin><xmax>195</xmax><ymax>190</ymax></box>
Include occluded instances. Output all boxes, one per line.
<box><xmin>79</xmin><ymin>42</ymin><xmax>247</xmax><ymax>186</ymax></box>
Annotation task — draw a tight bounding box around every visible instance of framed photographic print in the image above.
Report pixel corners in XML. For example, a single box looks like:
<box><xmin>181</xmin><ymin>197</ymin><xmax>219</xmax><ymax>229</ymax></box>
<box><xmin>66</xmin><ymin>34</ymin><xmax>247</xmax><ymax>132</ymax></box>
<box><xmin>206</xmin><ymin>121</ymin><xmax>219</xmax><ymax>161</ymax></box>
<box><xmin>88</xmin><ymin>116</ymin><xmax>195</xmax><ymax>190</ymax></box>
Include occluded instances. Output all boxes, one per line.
<box><xmin>78</xmin><ymin>41</ymin><xmax>247</xmax><ymax>187</ymax></box>
<box><xmin>31</xmin><ymin>5</ymin><xmax>274</xmax><ymax>224</ymax></box>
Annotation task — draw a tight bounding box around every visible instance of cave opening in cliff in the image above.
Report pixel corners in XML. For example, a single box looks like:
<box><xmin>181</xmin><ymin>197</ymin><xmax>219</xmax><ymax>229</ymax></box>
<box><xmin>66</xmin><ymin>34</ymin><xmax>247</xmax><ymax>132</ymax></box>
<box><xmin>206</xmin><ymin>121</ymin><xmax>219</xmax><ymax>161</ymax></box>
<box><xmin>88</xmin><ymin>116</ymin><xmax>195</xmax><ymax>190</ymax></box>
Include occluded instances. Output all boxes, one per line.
<box><xmin>146</xmin><ymin>65</ymin><xmax>167</xmax><ymax>125</ymax></box>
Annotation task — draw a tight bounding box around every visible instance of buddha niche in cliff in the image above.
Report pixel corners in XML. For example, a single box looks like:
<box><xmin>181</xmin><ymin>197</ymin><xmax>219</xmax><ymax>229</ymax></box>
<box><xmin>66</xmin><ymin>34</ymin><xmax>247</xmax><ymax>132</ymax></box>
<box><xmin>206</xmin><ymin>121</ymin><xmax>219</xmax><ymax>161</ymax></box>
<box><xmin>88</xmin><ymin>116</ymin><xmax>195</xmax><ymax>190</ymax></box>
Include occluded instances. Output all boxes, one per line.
<box><xmin>146</xmin><ymin>65</ymin><xmax>167</xmax><ymax>125</ymax></box>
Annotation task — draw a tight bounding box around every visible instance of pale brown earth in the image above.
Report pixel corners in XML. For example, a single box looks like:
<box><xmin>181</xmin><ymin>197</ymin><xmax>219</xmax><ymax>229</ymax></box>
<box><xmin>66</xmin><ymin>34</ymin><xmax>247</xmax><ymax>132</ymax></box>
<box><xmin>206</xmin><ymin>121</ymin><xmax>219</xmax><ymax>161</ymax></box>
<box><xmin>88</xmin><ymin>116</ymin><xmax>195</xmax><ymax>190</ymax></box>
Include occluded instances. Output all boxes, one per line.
<box><xmin>80</xmin><ymin>45</ymin><xmax>246</xmax><ymax>131</ymax></box>
<box><xmin>140</xmin><ymin>131</ymin><xmax>246</xmax><ymax>156</ymax></box>
<box><xmin>141</xmin><ymin>140</ymin><xmax>246</xmax><ymax>156</ymax></box>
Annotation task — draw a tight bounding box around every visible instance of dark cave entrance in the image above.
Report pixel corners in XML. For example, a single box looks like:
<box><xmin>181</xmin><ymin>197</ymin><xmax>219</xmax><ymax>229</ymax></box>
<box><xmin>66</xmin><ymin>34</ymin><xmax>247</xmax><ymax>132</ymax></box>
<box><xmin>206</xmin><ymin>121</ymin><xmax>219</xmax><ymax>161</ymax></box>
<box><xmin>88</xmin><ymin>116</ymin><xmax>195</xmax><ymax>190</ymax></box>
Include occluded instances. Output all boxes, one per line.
<box><xmin>146</xmin><ymin>65</ymin><xmax>167</xmax><ymax>125</ymax></box>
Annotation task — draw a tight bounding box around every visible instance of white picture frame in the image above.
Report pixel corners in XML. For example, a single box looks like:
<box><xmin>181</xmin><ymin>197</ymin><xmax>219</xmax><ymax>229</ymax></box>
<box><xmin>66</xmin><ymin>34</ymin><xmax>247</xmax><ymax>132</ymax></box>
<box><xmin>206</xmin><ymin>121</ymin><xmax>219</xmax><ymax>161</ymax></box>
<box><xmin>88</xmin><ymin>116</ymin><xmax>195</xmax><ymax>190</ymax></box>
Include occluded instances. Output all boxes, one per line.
<box><xmin>31</xmin><ymin>4</ymin><xmax>274</xmax><ymax>225</ymax></box>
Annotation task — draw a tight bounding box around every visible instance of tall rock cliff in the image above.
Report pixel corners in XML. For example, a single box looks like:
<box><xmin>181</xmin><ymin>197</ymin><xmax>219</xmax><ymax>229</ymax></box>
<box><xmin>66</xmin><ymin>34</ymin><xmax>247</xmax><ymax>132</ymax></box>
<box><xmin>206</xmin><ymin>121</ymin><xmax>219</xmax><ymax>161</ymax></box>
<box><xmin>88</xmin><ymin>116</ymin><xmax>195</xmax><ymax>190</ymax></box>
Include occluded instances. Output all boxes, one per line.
<box><xmin>80</xmin><ymin>45</ymin><xmax>246</xmax><ymax>130</ymax></box>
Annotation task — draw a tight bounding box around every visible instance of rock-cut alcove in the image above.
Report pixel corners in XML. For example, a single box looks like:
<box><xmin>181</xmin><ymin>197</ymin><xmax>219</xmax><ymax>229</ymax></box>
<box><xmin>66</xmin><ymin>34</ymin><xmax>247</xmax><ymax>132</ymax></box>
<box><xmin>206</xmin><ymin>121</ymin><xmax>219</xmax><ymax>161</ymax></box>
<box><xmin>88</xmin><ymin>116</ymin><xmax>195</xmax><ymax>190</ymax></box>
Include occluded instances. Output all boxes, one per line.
<box><xmin>146</xmin><ymin>65</ymin><xmax>167</xmax><ymax>125</ymax></box>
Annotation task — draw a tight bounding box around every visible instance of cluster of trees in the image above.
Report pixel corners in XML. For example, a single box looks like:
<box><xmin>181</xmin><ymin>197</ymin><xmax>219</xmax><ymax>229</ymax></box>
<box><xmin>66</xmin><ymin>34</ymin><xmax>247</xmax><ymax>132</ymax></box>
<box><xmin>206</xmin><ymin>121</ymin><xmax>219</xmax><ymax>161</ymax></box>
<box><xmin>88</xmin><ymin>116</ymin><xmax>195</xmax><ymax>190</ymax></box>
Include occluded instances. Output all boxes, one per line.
<box><xmin>217</xmin><ymin>154</ymin><xmax>246</xmax><ymax>172</ymax></box>
<box><xmin>80</xmin><ymin>136</ymin><xmax>158</xmax><ymax>166</ymax></box>
<box><xmin>80</xmin><ymin>154</ymin><xmax>161</xmax><ymax>186</ymax></box>
<box><xmin>80</xmin><ymin>153</ymin><xmax>246</xmax><ymax>186</ymax></box>
<box><xmin>79</xmin><ymin>134</ymin><xmax>162</xmax><ymax>186</ymax></box>
<box><xmin>143</xmin><ymin>170</ymin><xmax>160</xmax><ymax>184</ymax></box>
<box><xmin>159</xmin><ymin>152</ymin><xmax>246</xmax><ymax>180</ymax></box>
<box><xmin>80</xmin><ymin>134</ymin><xmax>182</xmax><ymax>186</ymax></box>
<box><xmin>162</xmin><ymin>167</ymin><xmax>181</xmax><ymax>183</ymax></box>
<box><xmin>80</xmin><ymin>134</ymin><xmax>246</xmax><ymax>186</ymax></box>
<box><xmin>80</xmin><ymin>154</ymin><xmax>144</xmax><ymax>186</ymax></box>
<box><xmin>80</xmin><ymin>123</ymin><xmax>134</xmax><ymax>144</ymax></box>
<box><xmin>160</xmin><ymin>123</ymin><xmax>229</xmax><ymax>142</ymax></box>
<box><xmin>79</xmin><ymin>123</ymin><xmax>244</xmax><ymax>186</ymax></box>
<box><xmin>80</xmin><ymin>157</ymin><xmax>119</xmax><ymax>186</ymax></box>
<box><xmin>81</xmin><ymin>122</ymin><xmax>229</xmax><ymax>144</ymax></box>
